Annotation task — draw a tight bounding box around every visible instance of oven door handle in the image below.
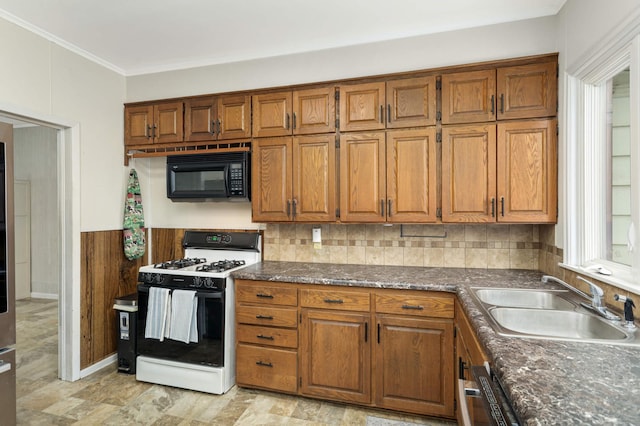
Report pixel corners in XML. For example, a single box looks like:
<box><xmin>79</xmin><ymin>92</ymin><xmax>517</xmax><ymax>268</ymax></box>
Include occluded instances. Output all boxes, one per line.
<box><xmin>137</xmin><ymin>285</ymin><xmax>223</xmax><ymax>299</ymax></box>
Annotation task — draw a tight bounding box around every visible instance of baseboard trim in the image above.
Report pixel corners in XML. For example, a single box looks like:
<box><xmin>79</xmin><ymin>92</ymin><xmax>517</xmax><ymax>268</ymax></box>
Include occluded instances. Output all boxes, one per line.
<box><xmin>80</xmin><ymin>354</ymin><xmax>116</xmax><ymax>379</ymax></box>
<box><xmin>30</xmin><ymin>292</ymin><xmax>59</xmax><ymax>300</ymax></box>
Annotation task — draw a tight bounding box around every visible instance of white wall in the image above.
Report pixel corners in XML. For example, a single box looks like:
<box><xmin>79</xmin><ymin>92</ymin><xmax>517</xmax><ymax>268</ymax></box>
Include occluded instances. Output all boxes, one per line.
<box><xmin>127</xmin><ymin>16</ymin><xmax>558</xmax><ymax>230</ymax></box>
<box><xmin>0</xmin><ymin>17</ymin><xmax>126</xmax><ymax>232</ymax></box>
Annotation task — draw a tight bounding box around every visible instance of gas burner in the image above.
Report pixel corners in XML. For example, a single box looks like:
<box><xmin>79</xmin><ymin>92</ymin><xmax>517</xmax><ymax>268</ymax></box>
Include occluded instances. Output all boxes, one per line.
<box><xmin>153</xmin><ymin>257</ymin><xmax>207</xmax><ymax>270</ymax></box>
<box><xmin>196</xmin><ymin>259</ymin><xmax>246</xmax><ymax>273</ymax></box>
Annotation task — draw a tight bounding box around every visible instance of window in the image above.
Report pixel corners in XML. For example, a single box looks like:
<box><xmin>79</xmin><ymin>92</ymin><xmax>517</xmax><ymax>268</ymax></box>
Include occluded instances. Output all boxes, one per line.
<box><xmin>564</xmin><ymin>34</ymin><xmax>640</xmax><ymax>292</ymax></box>
<box><xmin>608</xmin><ymin>68</ymin><xmax>632</xmax><ymax>266</ymax></box>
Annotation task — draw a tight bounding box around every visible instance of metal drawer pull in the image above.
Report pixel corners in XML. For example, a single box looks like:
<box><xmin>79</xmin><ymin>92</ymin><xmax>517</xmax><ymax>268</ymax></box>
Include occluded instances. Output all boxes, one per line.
<box><xmin>0</xmin><ymin>361</ymin><xmax>10</xmax><ymax>374</ymax></box>
<box><xmin>256</xmin><ymin>293</ymin><xmax>274</xmax><ymax>299</ymax></box>
<box><xmin>323</xmin><ymin>298</ymin><xmax>344</xmax><ymax>304</ymax></box>
<box><xmin>402</xmin><ymin>304</ymin><xmax>424</xmax><ymax>310</ymax></box>
<box><xmin>256</xmin><ymin>315</ymin><xmax>274</xmax><ymax>320</ymax></box>
<box><xmin>256</xmin><ymin>361</ymin><xmax>273</xmax><ymax>367</ymax></box>
<box><xmin>257</xmin><ymin>334</ymin><xmax>274</xmax><ymax>340</ymax></box>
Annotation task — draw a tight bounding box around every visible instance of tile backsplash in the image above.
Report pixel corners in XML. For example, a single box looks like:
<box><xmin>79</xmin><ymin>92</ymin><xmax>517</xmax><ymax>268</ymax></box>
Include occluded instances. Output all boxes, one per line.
<box><xmin>264</xmin><ymin>223</ymin><xmax>543</xmax><ymax>269</ymax></box>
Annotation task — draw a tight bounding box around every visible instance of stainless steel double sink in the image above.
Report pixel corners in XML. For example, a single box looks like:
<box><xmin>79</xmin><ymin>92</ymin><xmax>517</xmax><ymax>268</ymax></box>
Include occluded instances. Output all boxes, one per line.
<box><xmin>470</xmin><ymin>288</ymin><xmax>639</xmax><ymax>345</ymax></box>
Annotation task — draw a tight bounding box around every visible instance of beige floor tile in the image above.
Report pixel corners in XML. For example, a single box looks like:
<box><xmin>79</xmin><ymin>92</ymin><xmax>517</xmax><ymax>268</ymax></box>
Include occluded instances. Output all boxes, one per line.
<box><xmin>16</xmin><ymin>298</ymin><xmax>455</xmax><ymax>426</ymax></box>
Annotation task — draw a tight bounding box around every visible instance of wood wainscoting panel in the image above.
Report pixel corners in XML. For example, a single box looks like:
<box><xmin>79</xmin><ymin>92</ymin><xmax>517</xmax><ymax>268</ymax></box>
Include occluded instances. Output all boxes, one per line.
<box><xmin>80</xmin><ymin>230</ymin><xmax>147</xmax><ymax>369</ymax></box>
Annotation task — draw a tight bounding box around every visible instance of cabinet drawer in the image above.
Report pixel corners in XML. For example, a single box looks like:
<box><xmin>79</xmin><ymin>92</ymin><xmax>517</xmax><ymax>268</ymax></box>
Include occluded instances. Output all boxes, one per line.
<box><xmin>300</xmin><ymin>288</ymin><xmax>370</xmax><ymax>311</ymax></box>
<box><xmin>237</xmin><ymin>324</ymin><xmax>298</xmax><ymax>348</ymax></box>
<box><xmin>375</xmin><ymin>292</ymin><xmax>454</xmax><ymax>319</ymax></box>
<box><xmin>236</xmin><ymin>280</ymin><xmax>298</xmax><ymax>306</ymax></box>
<box><xmin>236</xmin><ymin>344</ymin><xmax>297</xmax><ymax>393</ymax></box>
<box><xmin>236</xmin><ymin>305</ymin><xmax>298</xmax><ymax>327</ymax></box>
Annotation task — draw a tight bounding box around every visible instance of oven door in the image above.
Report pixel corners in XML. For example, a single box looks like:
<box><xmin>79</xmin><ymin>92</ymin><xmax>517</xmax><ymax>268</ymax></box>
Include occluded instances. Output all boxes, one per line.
<box><xmin>137</xmin><ymin>285</ymin><xmax>225</xmax><ymax>366</ymax></box>
<box><xmin>458</xmin><ymin>366</ymin><xmax>520</xmax><ymax>426</ymax></box>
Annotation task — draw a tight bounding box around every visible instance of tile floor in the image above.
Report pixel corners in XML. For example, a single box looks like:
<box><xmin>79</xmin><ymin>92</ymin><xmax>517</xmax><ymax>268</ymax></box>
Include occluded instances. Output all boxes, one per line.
<box><xmin>15</xmin><ymin>298</ymin><xmax>456</xmax><ymax>425</ymax></box>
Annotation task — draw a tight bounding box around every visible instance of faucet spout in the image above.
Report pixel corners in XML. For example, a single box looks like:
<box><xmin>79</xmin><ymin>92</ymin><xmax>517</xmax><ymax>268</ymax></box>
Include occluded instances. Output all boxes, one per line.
<box><xmin>541</xmin><ymin>275</ymin><xmax>620</xmax><ymax>321</ymax></box>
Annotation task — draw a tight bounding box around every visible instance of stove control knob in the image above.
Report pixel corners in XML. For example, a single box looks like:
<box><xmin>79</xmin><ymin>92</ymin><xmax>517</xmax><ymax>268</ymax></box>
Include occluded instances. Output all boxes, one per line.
<box><xmin>204</xmin><ymin>277</ymin><xmax>214</xmax><ymax>288</ymax></box>
<box><xmin>142</xmin><ymin>272</ymin><xmax>154</xmax><ymax>283</ymax></box>
<box><xmin>192</xmin><ymin>277</ymin><xmax>203</xmax><ymax>288</ymax></box>
<box><xmin>153</xmin><ymin>274</ymin><xmax>164</xmax><ymax>284</ymax></box>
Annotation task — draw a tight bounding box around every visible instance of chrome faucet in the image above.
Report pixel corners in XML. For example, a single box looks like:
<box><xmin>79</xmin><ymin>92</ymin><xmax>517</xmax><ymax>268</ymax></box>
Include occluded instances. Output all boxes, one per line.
<box><xmin>541</xmin><ymin>275</ymin><xmax>620</xmax><ymax>321</ymax></box>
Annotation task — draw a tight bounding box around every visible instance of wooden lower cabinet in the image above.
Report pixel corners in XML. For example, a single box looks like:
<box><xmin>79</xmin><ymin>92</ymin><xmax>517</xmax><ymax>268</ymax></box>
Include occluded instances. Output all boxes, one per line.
<box><xmin>375</xmin><ymin>315</ymin><xmax>454</xmax><ymax>417</ymax></box>
<box><xmin>235</xmin><ymin>280</ymin><xmax>456</xmax><ymax>419</ymax></box>
<box><xmin>236</xmin><ymin>344</ymin><xmax>297</xmax><ymax>393</ymax></box>
<box><xmin>299</xmin><ymin>309</ymin><xmax>371</xmax><ymax>404</ymax></box>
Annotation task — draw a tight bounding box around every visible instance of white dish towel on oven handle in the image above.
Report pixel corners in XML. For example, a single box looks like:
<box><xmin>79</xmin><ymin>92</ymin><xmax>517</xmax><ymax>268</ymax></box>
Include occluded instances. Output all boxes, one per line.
<box><xmin>144</xmin><ymin>287</ymin><xmax>171</xmax><ymax>341</ymax></box>
<box><xmin>169</xmin><ymin>290</ymin><xmax>198</xmax><ymax>344</ymax></box>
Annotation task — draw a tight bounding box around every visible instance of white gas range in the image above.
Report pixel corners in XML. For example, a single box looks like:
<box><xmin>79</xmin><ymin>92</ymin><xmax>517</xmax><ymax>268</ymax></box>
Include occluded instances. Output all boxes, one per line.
<box><xmin>135</xmin><ymin>230</ymin><xmax>261</xmax><ymax>394</ymax></box>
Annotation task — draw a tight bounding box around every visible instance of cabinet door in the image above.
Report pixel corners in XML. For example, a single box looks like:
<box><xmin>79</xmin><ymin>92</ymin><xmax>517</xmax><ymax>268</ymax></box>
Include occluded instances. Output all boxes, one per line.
<box><xmin>184</xmin><ymin>98</ymin><xmax>216</xmax><ymax>142</ymax></box>
<box><xmin>124</xmin><ymin>105</ymin><xmax>154</xmax><ymax>146</ymax></box>
<box><xmin>300</xmin><ymin>309</ymin><xmax>371</xmax><ymax>404</ymax></box>
<box><xmin>339</xmin><ymin>132</ymin><xmax>386</xmax><ymax>222</ymax></box>
<box><xmin>339</xmin><ymin>82</ymin><xmax>386</xmax><ymax>132</ymax></box>
<box><xmin>386</xmin><ymin>76</ymin><xmax>437</xmax><ymax>128</ymax></box>
<box><xmin>293</xmin><ymin>87</ymin><xmax>336</xmax><ymax>135</ymax></box>
<box><xmin>218</xmin><ymin>94</ymin><xmax>251</xmax><ymax>140</ymax></box>
<box><xmin>375</xmin><ymin>315</ymin><xmax>454</xmax><ymax>417</ymax></box>
<box><xmin>251</xmin><ymin>137</ymin><xmax>293</xmax><ymax>222</ymax></box>
<box><xmin>497</xmin><ymin>119</ymin><xmax>557</xmax><ymax>223</ymax></box>
<box><xmin>386</xmin><ymin>128</ymin><xmax>437</xmax><ymax>223</ymax></box>
<box><xmin>252</xmin><ymin>92</ymin><xmax>293</xmax><ymax>137</ymax></box>
<box><xmin>154</xmin><ymin>101</ymin><xmax>184</xmax><ymax>144</ymax></box>
<box><xmin>441</xmin><ymin>70</ymin><xmax>496</xmax><ymax>124</ymax></box>
<box><xmin>497</xmin><ymin>61</ymin><xmax>557</xmax><ymax>120</ymax></box>
<box><xmin>292</xmin><ymin>135</ymin><xmax>336</xmax><ymax>222</ymax></box>
<box><xmin>441</xmin><ymin>124</ymin><xmax>497</xmax><ymax>222</ymax></box>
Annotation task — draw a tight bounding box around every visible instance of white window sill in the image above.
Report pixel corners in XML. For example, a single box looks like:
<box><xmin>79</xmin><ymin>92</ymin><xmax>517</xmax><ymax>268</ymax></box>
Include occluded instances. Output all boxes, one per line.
<box><xmin>560</xmin><ymin>262</ymin><xmax>640</xmax><ymax>295</ymax></box>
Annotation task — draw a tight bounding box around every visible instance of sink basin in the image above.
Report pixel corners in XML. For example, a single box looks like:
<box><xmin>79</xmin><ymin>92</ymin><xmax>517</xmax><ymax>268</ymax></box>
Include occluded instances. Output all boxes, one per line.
<box><xmin>489</xmin><ymin>307</ymin><xmax>629</xmax><ymax>341</ymax></box>
<box><xmin>473</xmin><ymin>288</ymin><xmax>575</xmax><ymax>310</ymax></box>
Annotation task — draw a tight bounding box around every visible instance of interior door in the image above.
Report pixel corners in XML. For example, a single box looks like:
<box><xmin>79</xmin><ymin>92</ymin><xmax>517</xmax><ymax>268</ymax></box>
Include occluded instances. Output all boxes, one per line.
<box><xmin>14</xmin><ymin>180</ymin><xmax>30</xmax><ymax>300</ymax></box>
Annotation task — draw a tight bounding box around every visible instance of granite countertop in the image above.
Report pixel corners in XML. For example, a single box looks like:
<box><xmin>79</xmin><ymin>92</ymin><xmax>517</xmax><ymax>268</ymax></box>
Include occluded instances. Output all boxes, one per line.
<box><xmin>234</xmin><ymin>261</ymin><xmax>640</xmax><ymax>426</ymax></box>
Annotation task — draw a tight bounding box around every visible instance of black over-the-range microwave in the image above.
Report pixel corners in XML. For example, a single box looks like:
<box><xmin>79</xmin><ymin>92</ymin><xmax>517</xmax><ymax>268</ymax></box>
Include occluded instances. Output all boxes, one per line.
<box><xmin>166</xmin><ymin>151</ymin><xmax>250</xmax><ymax>201</ymax></box>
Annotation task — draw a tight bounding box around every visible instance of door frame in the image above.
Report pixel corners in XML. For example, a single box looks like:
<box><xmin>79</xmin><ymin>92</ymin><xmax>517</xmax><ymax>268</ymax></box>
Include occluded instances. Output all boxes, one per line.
<box><xmin>0</xmin><ymin>105</ymin><xmax>80</xmax><ymax>382</ymax></box>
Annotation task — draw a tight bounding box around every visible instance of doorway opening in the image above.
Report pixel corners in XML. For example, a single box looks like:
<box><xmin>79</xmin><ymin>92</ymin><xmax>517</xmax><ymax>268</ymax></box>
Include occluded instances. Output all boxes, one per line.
<box><xmin>0</xmin><ymin>109</ymin><xmax>79</xmax><ymax>382</ymax></box>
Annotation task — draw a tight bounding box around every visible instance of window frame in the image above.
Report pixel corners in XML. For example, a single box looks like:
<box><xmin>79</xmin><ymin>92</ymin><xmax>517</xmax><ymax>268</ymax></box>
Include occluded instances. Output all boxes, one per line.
<box><xmin>563</xmin><ymin>34</ymin><xmax>640</xmax><ymax>293</ymax></box>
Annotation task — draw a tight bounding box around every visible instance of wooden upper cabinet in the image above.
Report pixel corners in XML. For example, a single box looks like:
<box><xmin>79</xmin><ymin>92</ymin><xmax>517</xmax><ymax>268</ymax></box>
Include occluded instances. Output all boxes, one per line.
<box><xmin>293</xmin><ymin>135</ymin><xmax>336</xmax><ymax>222</ymax></box>
<box><xmin>251</xmin><ymin>137</ymin><xmax>293</xmax><ymax>222</ymax></box>
<box><xmin>442</xmin><ymin>119</ymin><xmax>557</xmax><ymax>224</ymax></box>
<box><xmin>125</xmin><ymin>101</ymin><xmax>183</xmax><ymax>146</ymax></box>
<box><xmin>125</xmin><ymin>105</ymin><xmax>154</xmax><ymax>146</ymax></box>
<box><xmin>340</xmin><ymin>132</ymin><xmax>387</xmax><ymax>222</ymax></box>
<box><xmin>292</xmin><ymin>87</ymin><xmax>336</xmax><ymax>135</ymax></box>
<box><xmin>339</xmin><ymin>82</ymin><xmax>386</xmax><ymax>132</ymax></box>
<box><xmin>253</xmin><ymin>87</ymin><xmax>336</xmax><ymax>138</ymax></box>
<box><xmin>497</xmin><ymin>61</ymin><xmax>557</xmax><ymax>120</ymax></box>
<box><xmin>253</xmin><ymin>92</ymin><xmax>293</xmax><ymax>138</ymax></box>
<box><xmin>184</xmin><ymin>98</ymin><xmax>216</xmax><ymax>142</ymax></box>
<box><xmin>441</xmin><ymin>124</ymin><xmax>497</xmax><ymax>223</ymax></box>
<box><xmin>497</xmin><ymin>119</ymin><xmax>557</xmax><ymax>223</ymax></box>
<box><xmin>386</xmin><ymin>76</ymin><xmax>437</xmax><ymax>128</ymax></box>
<box><xmin>154</xmin><ymin>101</ymin><xmax>184</xmax><ymax>144</ymax></box>
<box><xmin>386</xmin><ymin>128</ymin><xmax>437</xmax><ymax>223</ymax></box>
<box><xmin>218</xmin><ymin>95</ymin><xmax>252</xmax><ymax>140</ymax></box>
<box><xmin>185</xmin><ymin>95</ymin><xmax>251</xmax><ymax>142</ymax></box>
<box><xmin>252</xmin><ymin>135</ymin><xmax>336</xmax><ymax>222</ymax></box>
<box><xmin>441</xmin><ymin>70</ymin><xmax>496</xmax><ymax>124</ymax></box>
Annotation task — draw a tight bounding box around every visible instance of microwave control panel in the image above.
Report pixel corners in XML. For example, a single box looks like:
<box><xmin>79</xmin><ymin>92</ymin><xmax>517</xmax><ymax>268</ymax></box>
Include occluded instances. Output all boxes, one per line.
<box><xmin>229</xmin><ymin>163</ymin><xmax>245</xmax><ymax>196</ymax></box>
